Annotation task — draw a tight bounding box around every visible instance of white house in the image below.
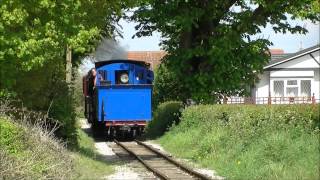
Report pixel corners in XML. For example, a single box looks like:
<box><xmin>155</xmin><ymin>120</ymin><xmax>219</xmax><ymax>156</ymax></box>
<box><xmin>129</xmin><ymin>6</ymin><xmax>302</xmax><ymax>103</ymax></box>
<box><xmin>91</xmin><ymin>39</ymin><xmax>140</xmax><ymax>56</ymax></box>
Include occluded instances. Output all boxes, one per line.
<box><xmin>253</xmin><ymin>44</ymin><xmax>320</xmax><ymax>104</ymax></box>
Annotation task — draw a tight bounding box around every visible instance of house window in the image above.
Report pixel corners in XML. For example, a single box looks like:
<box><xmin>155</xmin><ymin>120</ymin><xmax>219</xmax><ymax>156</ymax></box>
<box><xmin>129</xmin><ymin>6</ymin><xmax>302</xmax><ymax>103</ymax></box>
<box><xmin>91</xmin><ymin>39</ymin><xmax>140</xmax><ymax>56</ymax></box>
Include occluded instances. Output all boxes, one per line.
<box><xmin>274</xmin><ymin>81</ymin><xmax>284</xmax><ymax>97</ymax></box>
<box><xmin>301</xmin><ymin>80</ymin><xmax>311</xmax><ymax>97</ymax></box>
<box><xmin>272</xmin><ymin>79</ymin><xmax>312</xmax><ymax>97</ymax></box>
<box><xmin>286</xmin><ymin>87</ymin><xmax>298</xmax><ymax>96</ymax></box>
<box><xmin>286</xmin><ymin>80</ymin><xmax>298</xmax><ymax>97</ymax></box>
<box><xmin>287</xmin><ymin>80</ymin><xmax>297</xmax><ymax>85</ymax></box>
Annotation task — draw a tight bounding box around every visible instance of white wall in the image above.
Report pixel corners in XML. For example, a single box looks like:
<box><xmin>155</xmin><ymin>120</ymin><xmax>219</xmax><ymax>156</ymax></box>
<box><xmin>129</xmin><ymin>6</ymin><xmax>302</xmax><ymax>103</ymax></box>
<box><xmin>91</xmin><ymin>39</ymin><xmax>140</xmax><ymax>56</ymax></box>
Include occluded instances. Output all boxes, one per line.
<box><xmin>255</xmin><ymin>72</ymin><xmax>269</xmax><ymax>97</ymax></box>
<box><xmin>255</xmin><ymin>49</ymin><xmax>320</xmax><ymax>104</ymax></box>
<box><xmin>270</xmin><ymin>70</ymin><xmax>314</xmax><ymax>77</ymax></box>
<box><xmin>314</xmin><ymin>69</ymin><xmax>320</xmax><ymax>102</ymax></box>
<box><xmin>274</xmin><ymin>54</ymin><xmax>320</xmax><ymax>69</ymax></box>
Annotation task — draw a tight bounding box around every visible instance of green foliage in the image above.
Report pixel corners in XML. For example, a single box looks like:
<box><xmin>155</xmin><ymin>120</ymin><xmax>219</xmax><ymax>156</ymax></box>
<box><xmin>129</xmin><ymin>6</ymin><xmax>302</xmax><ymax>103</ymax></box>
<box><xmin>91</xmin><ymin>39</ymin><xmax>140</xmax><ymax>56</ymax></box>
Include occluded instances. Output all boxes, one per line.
<box><xmin>146</xmin><ymin>101</ymin><xmax>183</xmax><ymax>138</ymax></box>
<box><xmin>73</xmin><ymin>73</ymin><xmax>86</xmax><ymax>118</ymax></box>
<box><xmin>132</xmin><ymin>0</ymin><xmax>320</xmax><ymax>103</ymax></box>
<box><xmin>11</xmin><ymin>59</ymin><xmax>77</xmax><ymax>145</ymax></box>
<box><xmin>50</xmin><ymin>91</ymin><xmax>76</xmax><ymax>145</ymax></box>
<box><xmin>0</xmin><ymin>0</ymin><xmax>128</xmax><ymax>89</ymax></box>
<box><xmin>289</xmin><ymin>0</ymin><xmax>320</xmax><ymax>20</ymax></box>
<box><xmin>0</xmin><ymin>89</ymin><xmax>17</xmax><ymax>98</ymax></box>
<box><xmin>153</xmin><ymin>65</ymin><xmax>186</xmax><ymax>106</ymax></box>
<box><xmin>0</xmin><ymin>118</ymin><xmax>26</xmax><ymax>155</ymax></box>
<box><xmin>157</xmin><ymin>104</ymin><xmax>320</xmax><ymax>180</ymax></box>
<box><xmin>0</xmin><ymin>0</ymin><xmax>135</xmax><ymax>144</ymax></box>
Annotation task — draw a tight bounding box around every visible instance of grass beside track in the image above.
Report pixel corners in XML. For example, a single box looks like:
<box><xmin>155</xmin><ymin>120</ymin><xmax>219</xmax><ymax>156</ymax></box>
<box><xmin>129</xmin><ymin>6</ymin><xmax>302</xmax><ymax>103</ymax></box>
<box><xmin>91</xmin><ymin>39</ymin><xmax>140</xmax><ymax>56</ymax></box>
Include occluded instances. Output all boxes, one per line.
<box><xmin>154</xmin><ymin>104</ymin><xmax>319</xmax><ymax>180</ymax></box>
<box><xmin>72</xmin><ymin>121</ymin><xmax>114</xmax><ymax>179</ymax></box>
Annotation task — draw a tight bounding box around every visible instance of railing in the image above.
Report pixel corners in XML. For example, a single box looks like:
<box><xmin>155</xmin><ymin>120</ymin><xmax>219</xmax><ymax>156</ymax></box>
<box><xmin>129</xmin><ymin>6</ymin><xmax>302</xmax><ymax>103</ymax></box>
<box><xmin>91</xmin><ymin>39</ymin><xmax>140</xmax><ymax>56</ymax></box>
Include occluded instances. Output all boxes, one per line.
<box><xmin>222</xmin><ymin>94</ymin><xmax>319</xmax><ymax>105</ymax></box>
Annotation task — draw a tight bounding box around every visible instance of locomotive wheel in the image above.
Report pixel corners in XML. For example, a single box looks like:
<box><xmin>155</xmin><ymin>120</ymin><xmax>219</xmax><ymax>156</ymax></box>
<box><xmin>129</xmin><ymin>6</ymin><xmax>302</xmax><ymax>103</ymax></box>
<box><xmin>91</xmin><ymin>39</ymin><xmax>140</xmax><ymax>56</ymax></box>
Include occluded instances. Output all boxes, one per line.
<box><xmin>87</xmin><ymin>113</ymin><xmax>92</xmax><ymax>124</ymax></box>
<box><xmin>106</xmin><ymin>127</ymin><xmax>116</xmax><ymax>140</ymax></box>
<box><xmin>131</xmin><ymin>128</ymin><xmax>136</xmax><ymax>138</ymax></box>
<box><xmin>115</xmin><ymin>127</ymin><xmax>123</xmax><ymax>139</ymax></box>
<box><xmin>137</xmin><ymin>127</ymin><xmax>143</xmax><ymax>136</ymax></box>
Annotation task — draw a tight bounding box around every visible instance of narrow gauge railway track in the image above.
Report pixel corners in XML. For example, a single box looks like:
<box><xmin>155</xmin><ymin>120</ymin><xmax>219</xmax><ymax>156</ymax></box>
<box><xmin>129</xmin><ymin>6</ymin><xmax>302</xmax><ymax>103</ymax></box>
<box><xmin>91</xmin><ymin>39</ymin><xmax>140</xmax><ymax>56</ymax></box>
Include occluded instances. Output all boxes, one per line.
<box><xmin>114</xmin><ymin>139</ymin><xmax>212</xmax><ymax>180</ymax></box>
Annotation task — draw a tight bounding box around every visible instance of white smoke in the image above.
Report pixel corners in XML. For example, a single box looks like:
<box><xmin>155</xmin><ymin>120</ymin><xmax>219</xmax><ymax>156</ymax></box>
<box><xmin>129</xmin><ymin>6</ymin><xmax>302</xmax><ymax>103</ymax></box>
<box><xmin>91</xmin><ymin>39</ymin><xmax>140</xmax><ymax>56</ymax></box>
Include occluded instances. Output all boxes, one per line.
<box><xmin>79</xmin><ymin>56</ymin><xmax>95</xmax><ymax>75</ymax></box>
<box><xmin>95</xmin><ymin>38</ymin><xmax>127</xmax><ymax>62</ymax></box>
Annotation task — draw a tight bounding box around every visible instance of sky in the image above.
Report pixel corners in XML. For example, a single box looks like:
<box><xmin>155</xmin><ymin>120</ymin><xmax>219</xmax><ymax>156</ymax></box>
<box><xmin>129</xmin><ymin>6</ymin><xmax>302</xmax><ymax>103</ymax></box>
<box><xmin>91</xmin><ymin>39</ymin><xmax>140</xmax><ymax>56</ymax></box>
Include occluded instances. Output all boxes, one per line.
<box><xmin>117</xmin><ymin>18</ymin><xmax>319</xmax><ymax>53</ymax></box>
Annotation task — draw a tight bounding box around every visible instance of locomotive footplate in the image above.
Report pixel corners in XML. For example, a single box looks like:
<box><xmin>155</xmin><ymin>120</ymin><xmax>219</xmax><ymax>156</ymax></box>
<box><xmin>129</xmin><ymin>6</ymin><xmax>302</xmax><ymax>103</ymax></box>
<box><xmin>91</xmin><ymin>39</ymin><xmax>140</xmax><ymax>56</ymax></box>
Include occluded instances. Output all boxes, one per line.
<box><xmin>119</xmin><ymin>125</ymin><xmax>130</xmax><ymax>131</ymax></box>
<box><xmin>105</xmin><ymin>121</ymin><xmax>147</xmax><ymax>127</ymax></box>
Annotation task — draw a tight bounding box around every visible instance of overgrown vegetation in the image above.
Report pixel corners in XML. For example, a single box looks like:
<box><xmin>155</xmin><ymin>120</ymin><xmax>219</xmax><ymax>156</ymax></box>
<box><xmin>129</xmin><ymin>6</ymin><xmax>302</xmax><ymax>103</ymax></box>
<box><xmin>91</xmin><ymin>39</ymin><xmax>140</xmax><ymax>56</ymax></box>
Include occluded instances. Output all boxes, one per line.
<box><xmin>0</xmin><ymin>100</ymin><xmax>114</xmax><ymax>179</ymax></box>
<box><xmin>10</xmin><ymin>60</ymin><xmax>77</xmax><ymax>145</ymax></box>
<box><xmin>0</xmin><ymin>117</ymin><xmax>73</xmax><ymax>179</ymax></box>
<box><xmin>155</xmin><ymin>104</ymin><xmax>319</xmax><ymax>180</ymax></box>
<box><xmin>146</xmin><ymin>101</ymin><xmax>183</xmax><ymax>138</ymax></box>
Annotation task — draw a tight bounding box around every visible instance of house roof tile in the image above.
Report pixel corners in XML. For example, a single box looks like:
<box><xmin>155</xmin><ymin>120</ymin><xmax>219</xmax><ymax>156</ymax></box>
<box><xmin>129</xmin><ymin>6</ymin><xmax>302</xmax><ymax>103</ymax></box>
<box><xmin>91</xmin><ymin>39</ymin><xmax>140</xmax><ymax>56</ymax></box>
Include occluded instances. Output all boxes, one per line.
<box><xmin>125</xmin><ymin>45</ymin><xmax>319</xmax><ymax>71</ymax></box>
<box><xmin>265</xmin><ymin>44</ymin><xmax>320</xmax><ymax>69</ymax></box>
<box><xmin>127</xmin><ymin>51</ymin><xmax>166</xmax><ymax>69</ymax></box>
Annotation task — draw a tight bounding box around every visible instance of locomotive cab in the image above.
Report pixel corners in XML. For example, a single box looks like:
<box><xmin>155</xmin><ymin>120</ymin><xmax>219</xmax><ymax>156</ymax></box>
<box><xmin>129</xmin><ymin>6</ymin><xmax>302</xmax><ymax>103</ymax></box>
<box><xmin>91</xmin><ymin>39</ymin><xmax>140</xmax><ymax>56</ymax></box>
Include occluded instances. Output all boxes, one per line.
<box><xmin>84</xmin><ymin>60</ymin><xmax>154</xmax><ymax>138</ymax></box>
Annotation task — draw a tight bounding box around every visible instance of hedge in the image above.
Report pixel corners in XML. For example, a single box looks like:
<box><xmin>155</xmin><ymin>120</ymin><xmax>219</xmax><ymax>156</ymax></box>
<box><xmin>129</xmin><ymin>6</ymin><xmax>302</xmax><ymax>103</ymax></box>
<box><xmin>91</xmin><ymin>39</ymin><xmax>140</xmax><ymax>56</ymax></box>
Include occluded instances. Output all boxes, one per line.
<box><xmin>158</xmin><ymin>104</ymin><xmax>320</xmax><ymax>180</ymax></box>
<box><xmin>146</xmin><ymin>101</ymin><xmax>183</xmax><ymax>138</ymax></box>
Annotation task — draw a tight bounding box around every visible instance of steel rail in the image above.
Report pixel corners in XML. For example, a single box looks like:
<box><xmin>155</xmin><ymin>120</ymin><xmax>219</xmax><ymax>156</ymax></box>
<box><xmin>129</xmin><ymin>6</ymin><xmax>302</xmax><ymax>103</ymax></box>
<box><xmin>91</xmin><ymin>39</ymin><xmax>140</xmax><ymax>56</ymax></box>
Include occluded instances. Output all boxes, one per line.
<box><xmin>114</xmin><ymin>139</ymin><xmax>170</xmax><ymax>180</ymax></box>
<box><xmin>135</xmin><ymin>140</ymin><xmax>213</xmax><ymax>180</ymax></box>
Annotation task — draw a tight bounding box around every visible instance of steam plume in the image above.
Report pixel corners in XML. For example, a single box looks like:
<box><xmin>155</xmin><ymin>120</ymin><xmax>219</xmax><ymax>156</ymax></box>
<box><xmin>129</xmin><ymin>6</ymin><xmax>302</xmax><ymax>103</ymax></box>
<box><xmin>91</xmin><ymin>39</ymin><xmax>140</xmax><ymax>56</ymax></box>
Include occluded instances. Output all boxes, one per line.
<box><xmin>79</xmin><ymin>38</ymin><xmax>127</xmax><ymax>75</ymax></box>
<box><xmin>95</xmin><ymin>38</ymin><xmax>127</xmax><ymax>62</ymax></box>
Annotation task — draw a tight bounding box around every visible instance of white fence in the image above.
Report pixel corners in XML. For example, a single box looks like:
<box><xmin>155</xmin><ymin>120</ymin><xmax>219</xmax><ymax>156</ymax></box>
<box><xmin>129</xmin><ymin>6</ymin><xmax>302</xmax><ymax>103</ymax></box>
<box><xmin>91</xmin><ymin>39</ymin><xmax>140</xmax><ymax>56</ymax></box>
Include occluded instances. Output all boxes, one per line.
<box><xmin>222</xmin><ymin>95</ymin><xmax>319</xmax><ymax>105</ymax></box>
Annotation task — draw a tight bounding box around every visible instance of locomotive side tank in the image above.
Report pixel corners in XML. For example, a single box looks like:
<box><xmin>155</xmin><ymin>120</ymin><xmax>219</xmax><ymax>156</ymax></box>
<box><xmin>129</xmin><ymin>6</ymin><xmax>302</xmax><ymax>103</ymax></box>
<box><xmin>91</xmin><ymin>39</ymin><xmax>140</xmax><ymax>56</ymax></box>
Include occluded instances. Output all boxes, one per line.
<box><xmin>83</xmin><ymin>60</ymin><xmax>154</xmax><ymax>137</ymax></box>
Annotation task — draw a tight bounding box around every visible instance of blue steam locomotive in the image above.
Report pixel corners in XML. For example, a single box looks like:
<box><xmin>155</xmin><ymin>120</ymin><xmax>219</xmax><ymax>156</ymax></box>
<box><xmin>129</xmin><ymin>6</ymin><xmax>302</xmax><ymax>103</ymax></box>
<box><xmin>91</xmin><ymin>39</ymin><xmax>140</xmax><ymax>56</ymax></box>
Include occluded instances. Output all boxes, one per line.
<box><xmin>83</xmin><ymin>60</ymin><xmax>154</xmax><ymax>137</ymax></box>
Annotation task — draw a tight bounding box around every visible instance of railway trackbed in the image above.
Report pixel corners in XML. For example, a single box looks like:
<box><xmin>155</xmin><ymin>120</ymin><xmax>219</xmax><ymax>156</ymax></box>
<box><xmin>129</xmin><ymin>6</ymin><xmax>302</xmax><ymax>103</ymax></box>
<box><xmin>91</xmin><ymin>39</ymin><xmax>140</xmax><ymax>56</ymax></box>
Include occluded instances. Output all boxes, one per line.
<box><xmin>114</xmin><ymin>139</ymin><xmax>212</xmax><ymax>180</ymax></box>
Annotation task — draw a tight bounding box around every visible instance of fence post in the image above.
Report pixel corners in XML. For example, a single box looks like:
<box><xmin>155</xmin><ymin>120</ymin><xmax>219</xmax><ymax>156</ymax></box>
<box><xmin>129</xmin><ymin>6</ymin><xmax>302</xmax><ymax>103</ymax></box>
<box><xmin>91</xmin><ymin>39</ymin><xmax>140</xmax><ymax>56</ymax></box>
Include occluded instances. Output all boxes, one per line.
<box><xmin>312</xmin><ymin>93</ymin><xmax>316</xmax><ymax>105</ymax></box>
<box><xmin>268</xmin><ymin>91</ymin><xmax>271</xmax><ymax>105</ymax></box>
<box><xmin>223</xmin><ymin>96</ymin><xmax>227</xmax><ymax>104</ymax></box>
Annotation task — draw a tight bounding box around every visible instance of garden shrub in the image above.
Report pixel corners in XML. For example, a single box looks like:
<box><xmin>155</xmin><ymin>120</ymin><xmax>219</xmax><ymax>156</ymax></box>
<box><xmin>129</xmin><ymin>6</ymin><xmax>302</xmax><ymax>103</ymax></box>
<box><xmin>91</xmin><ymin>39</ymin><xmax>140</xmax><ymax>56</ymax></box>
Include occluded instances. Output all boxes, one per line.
<box><xmin>146</xmin><ymin>101</ymin><xmax>183</xmax><ymax>138</ymax></box>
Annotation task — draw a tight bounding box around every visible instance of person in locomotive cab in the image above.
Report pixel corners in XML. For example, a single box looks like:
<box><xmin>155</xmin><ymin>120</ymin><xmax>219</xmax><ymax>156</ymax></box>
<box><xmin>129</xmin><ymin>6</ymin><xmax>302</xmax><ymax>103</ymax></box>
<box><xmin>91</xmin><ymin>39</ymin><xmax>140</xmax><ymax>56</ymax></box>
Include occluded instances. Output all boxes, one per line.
<box><xmin>86</xmin><ymin>68</ymin><xmax>96</xmax><ymax>123</ymax></box>
<box><xmin>88</xmin><ymin>68</ymin><xmax>96</xmax><ymax>96</ymax></box>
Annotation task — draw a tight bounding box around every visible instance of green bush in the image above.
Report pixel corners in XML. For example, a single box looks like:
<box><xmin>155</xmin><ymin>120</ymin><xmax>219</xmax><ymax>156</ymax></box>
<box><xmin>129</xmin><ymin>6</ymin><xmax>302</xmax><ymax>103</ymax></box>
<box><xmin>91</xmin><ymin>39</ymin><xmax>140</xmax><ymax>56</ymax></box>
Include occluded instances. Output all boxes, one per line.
<box><xmin>0</xmin><ymin>119</ymin><xmax>26</xmax><ymax>155</ymax></box>
<box><xmin>49</xmin><ymin>91</ymin><xmax>77</xmax><ymax>146</ymax></box>
<box><xmin>10</xmin><ymin>60</ymin><xmax>77</xmax><ymax>146</ymax></box>
<box><xmin>146</xmin><ymin>101</ymin><xmax>183</xmax><ymax>138</ymax></box>
<box><xmin>158</xmin><ymin>104</ymin><xmax>320</xmax><ymax>180</ymax></box>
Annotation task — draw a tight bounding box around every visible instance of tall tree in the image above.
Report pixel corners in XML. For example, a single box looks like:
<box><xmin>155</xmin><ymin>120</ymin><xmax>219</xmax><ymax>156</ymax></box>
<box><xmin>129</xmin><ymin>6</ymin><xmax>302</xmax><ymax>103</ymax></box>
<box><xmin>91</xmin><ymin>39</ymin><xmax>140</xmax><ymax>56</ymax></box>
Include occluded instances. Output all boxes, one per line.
<box><xmin>0</xmin><ymin>0</ymin><xmax>130</xmax><ymax>90</ymax></box>
<box><xmin>132</xmin><ymin>0</ymin><xmax>320</xmax><ymax>103</ymax></box>
<box><xmin>0</xmin><ymin>0</ymin><xmax>138</xmax><ymax>142</ymax></box>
